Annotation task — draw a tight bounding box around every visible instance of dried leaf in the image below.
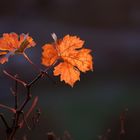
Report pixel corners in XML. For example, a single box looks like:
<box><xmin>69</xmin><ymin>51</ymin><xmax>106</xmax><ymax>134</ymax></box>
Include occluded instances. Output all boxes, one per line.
<box><xmin>42</xmin><ymin>34</ymin><xmax>93</xmax><ymax>87</ymax></box>
<box><xmin>0</xmin><ymin>33</ymin><xmax>36</xmax><ymax>64</ymax></box>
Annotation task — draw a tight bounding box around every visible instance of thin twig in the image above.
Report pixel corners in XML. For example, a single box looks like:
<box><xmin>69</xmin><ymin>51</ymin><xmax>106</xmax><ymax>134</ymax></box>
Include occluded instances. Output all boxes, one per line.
<box><xmin>3</xmin><ymin>70</ymin><xmax>27</xmax><ymax>87</ymax></box>
<box><xmin>23</xmin><ymin>52</ymin><xmax>40</xmax><ymax>72</ymax></box>
<box><xmin>0</xmin><ymin>113</ymin><xmax>10</xmax><ymax>129</ymax></box>
<box><xmin>18</xmin><ymin>85</ymin><xmax>31</xmax><ymax>112</ymax></box>
<box><xmin>14</xmin><ymin>75</ymin><xmax>18</xmax><ymax>110</ymax></box>
<box><xmin>28</xmin><ymin>73</ymin><xmax>43</xmax><ymax>87</ymax></box>
<box><xmin>118</xmin><ymin>108</ymin><xmax>128</xmax><ymax>140</ymax></box>
<box><xmin>20</xmin><ymin>96</ymin><xmax>38</xmax><ymax>128</ymax></box>
<box><xmin>20</xmin><ymin>112</ymin><xmax>31</xmax><ymax>130</ymax></box>
<box><xmin>11</xmin><ymin>75</ymin><xmax>19</xmax><ymax>132</ymax></box>
<box><xmin>0</xmin><ymin>104</ymin><xmax>16</xmax><ymax>113</ymax></box>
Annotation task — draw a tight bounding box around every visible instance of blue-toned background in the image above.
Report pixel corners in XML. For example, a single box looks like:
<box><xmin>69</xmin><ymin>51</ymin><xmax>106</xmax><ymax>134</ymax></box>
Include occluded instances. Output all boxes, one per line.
<box><xmin>0</xmin><ymin>0</ymin><xmax>140</xmax><ymax>139</ymax></box>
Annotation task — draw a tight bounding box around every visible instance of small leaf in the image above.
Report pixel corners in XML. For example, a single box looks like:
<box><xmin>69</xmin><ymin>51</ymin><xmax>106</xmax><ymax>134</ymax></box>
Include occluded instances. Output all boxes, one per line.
<box><xmin>0</xmin><ymin>33</ymin><xmax>36</xmax><ymax>64</ymax></box>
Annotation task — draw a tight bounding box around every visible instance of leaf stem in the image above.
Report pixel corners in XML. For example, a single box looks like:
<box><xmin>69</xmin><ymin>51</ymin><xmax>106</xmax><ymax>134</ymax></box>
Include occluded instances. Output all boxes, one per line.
<box><xmin>23</xmin><ymin>52</ymin><xmax>40</xmax><ymax>72</ymax></box>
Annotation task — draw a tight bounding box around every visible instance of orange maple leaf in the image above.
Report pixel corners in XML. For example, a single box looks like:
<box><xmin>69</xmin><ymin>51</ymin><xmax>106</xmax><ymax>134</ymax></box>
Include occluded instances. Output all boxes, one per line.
<box><xmin>0</xmin><ymin>33</ymin><xmax>36</xmax><ymax>64</ymax></box>
<box><xmin>42</xmin><ymin>34</ymin><xmax>93</xmax><ymax>87</ymax></box>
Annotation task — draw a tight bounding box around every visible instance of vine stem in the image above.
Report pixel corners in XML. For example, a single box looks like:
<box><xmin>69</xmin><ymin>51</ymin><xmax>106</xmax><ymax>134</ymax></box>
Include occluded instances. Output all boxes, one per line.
<box><xmin>2</xmin><ymin>54</ymin><xmax>58</xmax><ymax>140</ymax></box>
<box><xmin>4</xmin><ymin>68</ymin><xmax>53</xmax><ymax>140</ymax></box>
<box><xmin>23</xmin><ymin>52</ymin><xmax>57</xmax><ymax>85</ymax></box>
<box><xmin>5</xmin><ymin>73</ymin><xmax>42</xmax><ymax>140</ymax></box>
<box><xmin>14</xmin><ymin>76</ymin><xmax>18</xmax><ymax>110</ymax></box>
<box><xmin>7</xmin><ymin>85</ymin><xmax>31</xmax><ymax>140</ymax></box>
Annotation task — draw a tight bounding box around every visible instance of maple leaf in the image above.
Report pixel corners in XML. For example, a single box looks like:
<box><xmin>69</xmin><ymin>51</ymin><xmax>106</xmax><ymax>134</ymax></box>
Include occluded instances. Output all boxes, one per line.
<box><xmin>42</xmin><ymin>34</ymin><xmax>93</xmax><ymax>87</ymax></box>
<box><xmin>0</xmin><ymin>33</ymin><xmax>36</xmax><ymax>64</ymax></box>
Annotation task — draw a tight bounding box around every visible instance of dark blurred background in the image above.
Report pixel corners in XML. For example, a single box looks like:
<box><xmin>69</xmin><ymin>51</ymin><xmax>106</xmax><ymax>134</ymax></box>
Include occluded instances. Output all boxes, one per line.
<box><xmin>0</xmin><ymin>0</ymin><xmax>140</xmax><ymax>139</ymax></box>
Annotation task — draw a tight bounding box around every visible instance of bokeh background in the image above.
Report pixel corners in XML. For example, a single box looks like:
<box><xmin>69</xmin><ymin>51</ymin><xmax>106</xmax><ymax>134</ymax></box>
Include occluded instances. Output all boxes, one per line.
<box><xmin>0</xmin><ymin>0</ymin><xmax>140</xmax><ymax>139</ymax></box>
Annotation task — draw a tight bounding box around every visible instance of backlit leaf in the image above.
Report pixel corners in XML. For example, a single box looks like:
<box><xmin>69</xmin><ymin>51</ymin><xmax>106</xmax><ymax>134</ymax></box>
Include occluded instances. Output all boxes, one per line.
<box><xmin>42</xmin><ymin>34</ymin><xmax>93</xmax><ymax>87</ymax></box>
<box><xmin>0</xmin><ymin>33</ymin><xmax>36</xmax><ymax>64</ymax></box>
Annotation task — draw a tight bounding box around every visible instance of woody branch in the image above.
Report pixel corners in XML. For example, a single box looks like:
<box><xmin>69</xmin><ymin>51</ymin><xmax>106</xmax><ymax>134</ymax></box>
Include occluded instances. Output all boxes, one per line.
<box><xmin>2</xmin><ymin>69</ymin><xmax>49</xmax><ymax>140</ymax></box>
